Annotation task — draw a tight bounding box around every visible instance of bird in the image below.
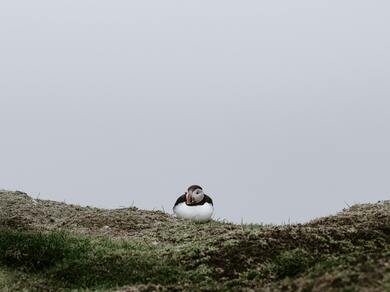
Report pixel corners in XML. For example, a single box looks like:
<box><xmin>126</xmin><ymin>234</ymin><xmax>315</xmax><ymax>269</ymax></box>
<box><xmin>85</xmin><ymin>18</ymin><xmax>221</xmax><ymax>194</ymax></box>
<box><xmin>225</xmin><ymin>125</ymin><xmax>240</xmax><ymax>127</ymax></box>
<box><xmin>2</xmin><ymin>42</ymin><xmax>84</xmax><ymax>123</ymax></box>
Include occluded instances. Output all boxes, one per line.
<box><xmin>173</xmin><ymin>185</ymin><xmax>214</xmax><ymax>222</ymax></box>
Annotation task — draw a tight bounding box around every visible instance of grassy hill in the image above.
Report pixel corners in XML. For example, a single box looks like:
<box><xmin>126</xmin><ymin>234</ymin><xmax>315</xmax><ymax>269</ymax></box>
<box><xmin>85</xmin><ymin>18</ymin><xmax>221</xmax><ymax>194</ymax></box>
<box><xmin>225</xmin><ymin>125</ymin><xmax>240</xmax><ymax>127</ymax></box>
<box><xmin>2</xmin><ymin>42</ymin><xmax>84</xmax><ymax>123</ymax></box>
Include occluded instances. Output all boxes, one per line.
<box><xmin>0</xmin><ymin>191</ymin><xmax>389</xmax><ymax>291</ymax></box>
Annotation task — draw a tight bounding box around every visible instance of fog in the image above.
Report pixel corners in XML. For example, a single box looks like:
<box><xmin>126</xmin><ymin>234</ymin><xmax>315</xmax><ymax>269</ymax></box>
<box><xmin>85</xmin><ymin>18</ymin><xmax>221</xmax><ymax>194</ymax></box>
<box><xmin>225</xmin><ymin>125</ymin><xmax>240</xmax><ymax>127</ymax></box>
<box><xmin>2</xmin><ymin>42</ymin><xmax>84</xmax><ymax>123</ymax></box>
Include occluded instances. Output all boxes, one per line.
<box><xmin>1</xmin><ymin>1</ymin><xmax>389</xmax><ymax>223</ymax></box>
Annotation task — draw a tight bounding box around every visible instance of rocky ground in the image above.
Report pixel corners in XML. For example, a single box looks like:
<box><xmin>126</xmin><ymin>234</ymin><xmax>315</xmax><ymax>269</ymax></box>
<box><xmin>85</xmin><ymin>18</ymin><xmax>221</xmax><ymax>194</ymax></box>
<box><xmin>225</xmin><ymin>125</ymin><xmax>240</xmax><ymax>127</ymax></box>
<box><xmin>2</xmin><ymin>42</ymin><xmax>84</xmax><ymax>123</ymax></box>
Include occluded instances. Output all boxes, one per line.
<box><xmin>0</xmin><ymin>190</ymin><xmax>389</xmax><ymax>291</ymax></box>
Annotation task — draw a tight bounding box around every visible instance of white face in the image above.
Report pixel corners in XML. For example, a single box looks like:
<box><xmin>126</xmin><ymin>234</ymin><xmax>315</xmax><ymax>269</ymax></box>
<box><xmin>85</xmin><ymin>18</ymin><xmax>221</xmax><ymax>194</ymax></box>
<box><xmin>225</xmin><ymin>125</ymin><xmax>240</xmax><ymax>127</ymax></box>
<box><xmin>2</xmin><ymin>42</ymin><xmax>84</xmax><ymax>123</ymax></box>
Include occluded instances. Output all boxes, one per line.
<box><xmin>190</xmin><ymin>188</ymin><xmax>204</xmax><ymax>203</ymax></box>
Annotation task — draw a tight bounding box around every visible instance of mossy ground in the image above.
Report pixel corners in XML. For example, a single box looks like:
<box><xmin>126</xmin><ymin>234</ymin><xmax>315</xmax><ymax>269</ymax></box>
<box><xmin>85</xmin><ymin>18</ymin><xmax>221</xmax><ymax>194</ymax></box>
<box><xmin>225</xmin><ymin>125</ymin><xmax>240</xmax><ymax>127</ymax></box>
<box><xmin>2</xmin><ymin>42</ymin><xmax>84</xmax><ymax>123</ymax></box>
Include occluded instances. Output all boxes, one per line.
<box><xmin>0</xmin><ymin>191</ymin><xmax>389</xmax><ymax>291</ymax></box>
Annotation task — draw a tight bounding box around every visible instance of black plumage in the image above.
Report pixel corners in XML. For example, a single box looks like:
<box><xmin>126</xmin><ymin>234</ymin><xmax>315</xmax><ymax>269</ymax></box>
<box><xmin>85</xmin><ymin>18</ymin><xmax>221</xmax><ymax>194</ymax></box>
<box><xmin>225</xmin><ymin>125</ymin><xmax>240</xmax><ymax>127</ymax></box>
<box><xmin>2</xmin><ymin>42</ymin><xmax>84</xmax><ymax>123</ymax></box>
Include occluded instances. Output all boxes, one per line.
<box><xmin>173</xmin><ymin>193</ymin><xmax>213</xmax><ymax>207</ymax></box>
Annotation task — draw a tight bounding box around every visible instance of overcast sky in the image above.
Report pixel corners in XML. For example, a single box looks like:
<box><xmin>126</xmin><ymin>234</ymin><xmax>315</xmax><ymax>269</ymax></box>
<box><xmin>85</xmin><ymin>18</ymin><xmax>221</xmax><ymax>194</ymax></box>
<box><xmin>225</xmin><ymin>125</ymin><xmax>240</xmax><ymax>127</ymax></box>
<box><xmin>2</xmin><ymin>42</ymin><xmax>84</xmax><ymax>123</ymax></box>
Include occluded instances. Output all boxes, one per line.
<box><xmin>1</xmin><ymin>1</ymin><xmax>389</xmax><ymax>224</ymax></box>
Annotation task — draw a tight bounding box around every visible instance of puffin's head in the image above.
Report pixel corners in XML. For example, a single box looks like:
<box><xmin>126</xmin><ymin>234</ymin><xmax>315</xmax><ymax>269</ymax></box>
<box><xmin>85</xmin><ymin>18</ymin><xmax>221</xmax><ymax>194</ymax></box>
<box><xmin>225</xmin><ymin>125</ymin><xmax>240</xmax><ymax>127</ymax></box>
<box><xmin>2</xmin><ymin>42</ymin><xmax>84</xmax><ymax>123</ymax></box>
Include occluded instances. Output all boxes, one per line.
<box><xmin>186</xmin><ymin>185</ymin><xmax>204</xmax><ymax>205</ymax></box>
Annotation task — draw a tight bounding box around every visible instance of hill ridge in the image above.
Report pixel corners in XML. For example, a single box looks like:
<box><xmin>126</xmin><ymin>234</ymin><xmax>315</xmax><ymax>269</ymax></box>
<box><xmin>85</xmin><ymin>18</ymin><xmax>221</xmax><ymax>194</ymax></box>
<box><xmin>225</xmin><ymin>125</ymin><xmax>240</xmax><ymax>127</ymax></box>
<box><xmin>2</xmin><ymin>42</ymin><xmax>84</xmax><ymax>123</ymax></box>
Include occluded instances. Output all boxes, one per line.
<box><xmin>1</xmin><ymin>190</ymin><xmax>389</xmax><ymax>291</ymax></box>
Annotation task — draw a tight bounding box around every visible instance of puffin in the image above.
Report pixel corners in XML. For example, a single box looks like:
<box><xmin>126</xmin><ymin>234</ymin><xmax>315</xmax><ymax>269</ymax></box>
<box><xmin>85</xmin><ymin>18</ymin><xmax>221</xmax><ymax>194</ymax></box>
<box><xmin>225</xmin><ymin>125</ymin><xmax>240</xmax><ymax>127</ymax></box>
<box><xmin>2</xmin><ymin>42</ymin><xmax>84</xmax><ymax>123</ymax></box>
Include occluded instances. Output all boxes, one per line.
<box><xmin>173</xmin><ymin>185</ymin><xmax>214</xmax><ymax>222</ymax></box>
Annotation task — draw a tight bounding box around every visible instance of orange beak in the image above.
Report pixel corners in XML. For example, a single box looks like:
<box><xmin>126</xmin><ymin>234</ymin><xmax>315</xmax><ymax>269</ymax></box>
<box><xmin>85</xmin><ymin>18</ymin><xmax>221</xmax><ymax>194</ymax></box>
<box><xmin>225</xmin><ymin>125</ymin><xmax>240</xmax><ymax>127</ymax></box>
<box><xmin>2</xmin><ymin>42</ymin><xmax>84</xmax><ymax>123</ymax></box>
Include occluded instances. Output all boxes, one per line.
<box><xmin>186</xmin><ymin>193</ymin><xmax>192</xmax><ymax>204</ymax></box>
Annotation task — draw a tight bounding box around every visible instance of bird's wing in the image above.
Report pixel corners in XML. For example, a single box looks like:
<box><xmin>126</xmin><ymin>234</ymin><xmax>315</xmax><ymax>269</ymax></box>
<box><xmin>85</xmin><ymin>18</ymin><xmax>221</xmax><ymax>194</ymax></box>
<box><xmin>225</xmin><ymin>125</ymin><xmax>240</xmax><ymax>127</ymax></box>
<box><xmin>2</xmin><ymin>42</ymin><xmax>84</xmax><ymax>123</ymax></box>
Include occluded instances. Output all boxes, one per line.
<box><xmin>173</xmin><ymin>193</ymin><xmax>187</xmax><ymax>207</ymax></box>
<box><xmin>204</xmin><ymin>194</ymin><xmax>213</xmax><ymax>205</ymax></box>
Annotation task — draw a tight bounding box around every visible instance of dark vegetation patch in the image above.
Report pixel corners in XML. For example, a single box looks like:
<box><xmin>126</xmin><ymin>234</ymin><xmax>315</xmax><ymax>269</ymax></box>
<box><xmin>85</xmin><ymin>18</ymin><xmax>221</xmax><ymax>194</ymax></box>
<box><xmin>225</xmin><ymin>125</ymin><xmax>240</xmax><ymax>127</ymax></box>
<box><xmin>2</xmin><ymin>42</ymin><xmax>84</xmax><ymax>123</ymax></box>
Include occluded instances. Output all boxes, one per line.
<box><xmin>204</xmin><ymin>205</ymin><xmax>390</xmax><ymax>281</ymax></box>
<box><xmin>269</xmin><ymin>248</ymin><xmax>312</xmax><ymax>278</ymax></box>
<box><xmin>0</xmin><ymin>191</ymin><xmax>389</xmax><ymax>291</ymax></box>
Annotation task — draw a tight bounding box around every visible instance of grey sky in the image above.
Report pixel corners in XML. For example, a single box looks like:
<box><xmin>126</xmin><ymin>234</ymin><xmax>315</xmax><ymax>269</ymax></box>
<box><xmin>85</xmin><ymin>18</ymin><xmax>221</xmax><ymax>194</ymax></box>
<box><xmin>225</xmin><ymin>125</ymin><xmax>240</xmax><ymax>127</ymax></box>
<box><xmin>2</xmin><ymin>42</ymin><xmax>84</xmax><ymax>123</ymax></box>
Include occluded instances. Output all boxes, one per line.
<box><xmin>1</xmin><ymin>1</ymin><xmax>389</xmax><ymax>223</ymax></box>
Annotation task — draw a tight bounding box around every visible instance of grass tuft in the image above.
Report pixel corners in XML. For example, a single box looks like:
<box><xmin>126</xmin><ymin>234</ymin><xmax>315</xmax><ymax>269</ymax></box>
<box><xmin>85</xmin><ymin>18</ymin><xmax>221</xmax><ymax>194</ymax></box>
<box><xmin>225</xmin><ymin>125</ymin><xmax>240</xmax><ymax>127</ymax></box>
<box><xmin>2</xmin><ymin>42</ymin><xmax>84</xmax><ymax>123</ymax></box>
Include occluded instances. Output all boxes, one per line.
<box><xmin>269</xmin><ymin>248</ymin><xmax>312</xmax><ymax>278</ymax></box>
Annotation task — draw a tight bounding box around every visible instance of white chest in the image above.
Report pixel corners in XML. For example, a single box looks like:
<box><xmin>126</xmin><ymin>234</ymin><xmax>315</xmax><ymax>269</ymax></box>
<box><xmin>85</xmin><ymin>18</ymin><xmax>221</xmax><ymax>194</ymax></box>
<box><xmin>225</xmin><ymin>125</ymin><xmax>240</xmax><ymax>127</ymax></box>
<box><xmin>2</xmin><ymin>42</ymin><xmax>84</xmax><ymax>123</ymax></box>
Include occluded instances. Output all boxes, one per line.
<box><xmin>173</xmin><ymin>202</ymin><xmax>214</xmax><ymax>222</ymax></box>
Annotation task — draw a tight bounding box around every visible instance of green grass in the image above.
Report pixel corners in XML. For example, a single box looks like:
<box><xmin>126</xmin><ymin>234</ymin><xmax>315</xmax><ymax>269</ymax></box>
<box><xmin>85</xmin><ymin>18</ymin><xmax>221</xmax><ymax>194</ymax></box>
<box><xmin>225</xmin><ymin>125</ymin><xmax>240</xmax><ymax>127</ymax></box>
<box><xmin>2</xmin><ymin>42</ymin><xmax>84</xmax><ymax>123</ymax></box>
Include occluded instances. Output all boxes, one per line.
<box><xmin>1</xmin><ymin>225</ymin><xmax>389</xmax><ymax>291</ymax></box>
<box><xmin>0</xmin><ymin>230</ymin><xmax>88</xmax><ymax>271</ymax></box>
<box><xmin>0</xmin><ymin>229</ymin><xmax>198</xmax><ymax>289</ymax></box>
<box><xmin>0</xmin><ymin>191</ymin><xmax>389</xmax><ymax>291</ymax></box>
